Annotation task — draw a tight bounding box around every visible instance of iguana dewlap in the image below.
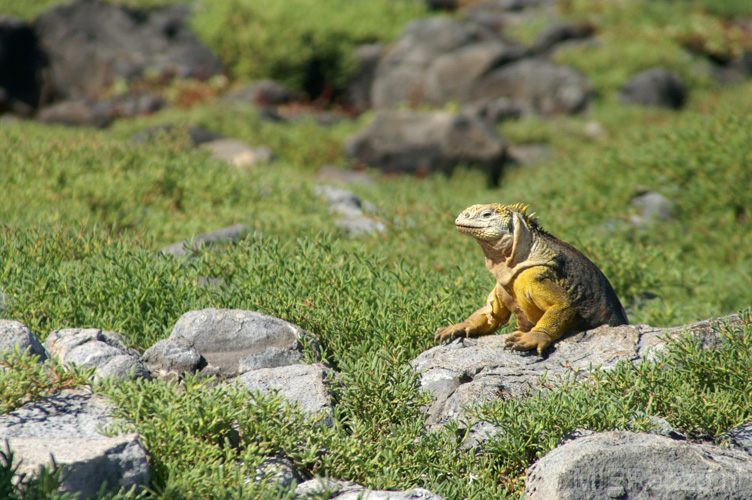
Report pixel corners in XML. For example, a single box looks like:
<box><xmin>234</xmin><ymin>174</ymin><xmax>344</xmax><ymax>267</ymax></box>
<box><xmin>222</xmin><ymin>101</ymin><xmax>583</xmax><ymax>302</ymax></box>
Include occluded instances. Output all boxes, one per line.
<box><xmin>434</xmin><ymin>203</ymin><xmax>628</xmax><ymax>355</ymax></box>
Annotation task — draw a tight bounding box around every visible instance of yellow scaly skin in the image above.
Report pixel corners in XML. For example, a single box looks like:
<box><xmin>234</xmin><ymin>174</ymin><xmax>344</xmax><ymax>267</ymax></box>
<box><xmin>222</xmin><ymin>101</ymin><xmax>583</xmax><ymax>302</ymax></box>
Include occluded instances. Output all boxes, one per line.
<box><xmin>434</xmin><ymin>203</ymin><xmax>629</xmax><ymax>355</ymax></box>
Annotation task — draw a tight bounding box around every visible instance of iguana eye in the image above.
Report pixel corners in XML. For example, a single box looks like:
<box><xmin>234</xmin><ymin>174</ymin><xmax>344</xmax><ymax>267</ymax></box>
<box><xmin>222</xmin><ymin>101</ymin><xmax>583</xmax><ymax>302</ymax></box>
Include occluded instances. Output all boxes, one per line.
<box><xmin>481</xmin><ymin>210</ymin><xmax>493</xmax><ymax>218</ymax></box>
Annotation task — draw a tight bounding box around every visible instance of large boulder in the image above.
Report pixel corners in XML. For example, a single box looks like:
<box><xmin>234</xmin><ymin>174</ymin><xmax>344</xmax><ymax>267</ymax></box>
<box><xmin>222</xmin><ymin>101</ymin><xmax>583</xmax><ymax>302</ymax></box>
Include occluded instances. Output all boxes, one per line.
<box><xmin>34</xmin><ymin>0</ymin><xmax>223</xmax><ymax>101</ymax></box>
<box><xmin>345</xmin><ymin>110</ymin><xmax>508</xmax><ymax>186</ymax></box>
<box><xmin>412</xmin><ymin>314</ymin><xmax>743</xmax><ymax>424</ymax></box>
<box><xmin>524</xmin><ymin>431</ymin><xmax>752</xmax><ymax>500</ymax></box>
<box><xmin>43</xmin><ymin>328</ymin><xmax>150</xmax><ymax>380</ymax></box>
<box><xmin>0</xmin><ymin>389</ymin><xmax>150</xmax><ymax>497</ymax></box>
<box><xmin>0</xmin><ymin>320</ymin><xmax>47</xmax><ymax>360</ymax></box>
<box><xmin>619</xmin><ymin>68</ymin><xmax>686</xmax><ymax>109</ymax></box>
<box><xmin>161</xmin><ymin>308</ymin><xmax>321</xmax><ymax>378</ymax></box>
<box><xmin>466</xmin><ymin>59</ymin><xmax>593</xmax><ymax>115</ymax></box>
<box><xmin>371</xmin><ymin>17</ymin><xmax>496</xmax><ymax>109</ymax></box>
<box><xmin>371</xmin><ymin>15</ymin><xmax>592</xmax><ymax>115</ymax></box>
<box><xmin>424</xmin><ymin>40</ymin><xmax>526</xmax><ymax>105</ymax></box>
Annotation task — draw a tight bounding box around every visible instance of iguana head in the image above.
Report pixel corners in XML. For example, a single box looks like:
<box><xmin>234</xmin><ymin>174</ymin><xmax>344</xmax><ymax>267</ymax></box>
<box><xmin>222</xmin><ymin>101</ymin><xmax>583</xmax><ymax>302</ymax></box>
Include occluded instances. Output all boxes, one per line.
<box><xmin>455</xmin><ymin>203</ymin><xmax>546</xmax><ymax>269</ymax></box>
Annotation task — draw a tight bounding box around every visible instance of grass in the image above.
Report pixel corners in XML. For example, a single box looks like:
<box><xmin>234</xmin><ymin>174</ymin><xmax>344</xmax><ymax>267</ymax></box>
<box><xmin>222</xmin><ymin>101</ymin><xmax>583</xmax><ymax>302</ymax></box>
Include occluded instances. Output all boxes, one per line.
<box><xmin>1</xmin><ymin>0</ymin><xmax>752</xmax><ymax>498</ymax></box>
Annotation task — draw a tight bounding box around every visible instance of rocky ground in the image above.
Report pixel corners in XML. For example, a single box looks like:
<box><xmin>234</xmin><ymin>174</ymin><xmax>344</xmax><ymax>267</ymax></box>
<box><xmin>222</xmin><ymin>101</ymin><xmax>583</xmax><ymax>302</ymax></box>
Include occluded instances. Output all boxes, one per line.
<box><xmin>2</xmin><ymin>311</ymin><xmax>751</xmax><ymax>498</ymax></box>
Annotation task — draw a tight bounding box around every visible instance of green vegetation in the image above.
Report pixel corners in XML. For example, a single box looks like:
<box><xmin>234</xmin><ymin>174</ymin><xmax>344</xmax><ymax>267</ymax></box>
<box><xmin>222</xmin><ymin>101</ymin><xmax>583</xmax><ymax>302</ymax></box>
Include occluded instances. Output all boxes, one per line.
<box><xmin>1</xmin><ymin>0</ymin><xmax>752</xmax><ymax>498</ymax></box>
<box><xmin>2</xmin><ymin>0</ymin><xmax>426</xmax><ymax>95</ymax></box>
<box><xmin>0</xmin><ymin>347</ymin><xmax>92</xmax><ymax>414</ymax></box>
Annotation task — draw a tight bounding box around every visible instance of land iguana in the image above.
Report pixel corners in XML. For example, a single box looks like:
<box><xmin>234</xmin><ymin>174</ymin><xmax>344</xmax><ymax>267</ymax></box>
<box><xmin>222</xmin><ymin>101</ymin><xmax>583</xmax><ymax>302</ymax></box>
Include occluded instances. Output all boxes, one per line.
<box><xmin>434</xmin><ymin>203</ymin><xmax>628</xmax><ymax>355</ymax></box>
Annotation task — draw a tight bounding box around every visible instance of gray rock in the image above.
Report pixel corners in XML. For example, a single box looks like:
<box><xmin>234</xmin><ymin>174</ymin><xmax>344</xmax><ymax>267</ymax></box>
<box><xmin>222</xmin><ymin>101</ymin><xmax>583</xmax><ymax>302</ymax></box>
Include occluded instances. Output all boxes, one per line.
<box><xmin>295</xmin><ymin>478</ymin><xmax>446</xmax><ymax>500</ymax></box>
<box><xmin>345</xmin><ymin>44</ymin><xmax>383</xmax><ymax>112</ymax></box>
<box><xmin>529</xmin><ymin>23</ymin><xmax>595</xmax><ymax>55</ymax></box>
<box><xmin>424</xmin><ymin>40</ymin><xmax>526</xmax><ymax>105</ymax></box>
<box><xmin>35</xmin><ymin>0</ymin><xmax>223</xmax><ymax>100</ymax></box>
<box><xmin>296</xmin><ymin>478</ymin><xmax>364</xmax><ymax>498</ymax></box>
<box><xmin>223</xmin><ymin>80</ymin><xmax>299</xmax><ymax>106</ymax></box>
<box><xmin>646</xmin><ymin>416</ymin><xmax>685</xmax><ymax>440</ymax></box>
<box><xmin>159</xmin><ymin>223</ymin><xmax>251</xmax><ymax>256</ymax></box>
<box><xmin>0</xmin><ymin>320</ymin><xmax>47</xmax><ymax>360</ymax></box>
<box><xmin>254</xmin><ymin>457</ymin><xmax>304</xmax><ymax>489</ymax></box>
<box><xmin>336</xmin><ymin>216</ymin><xmax>387</xmax><ymax>236</ymax></box>
<box><xmin>0</xmin><ymin>389</ymin><xmax>150</xmax><ymax>497</ymax></box>
<box><xmin>723</xmin><ymin>423</ymin><xmax>752</xmax><ymax>457</ymax></box>
<box><xmin>35</xmin><ymin>99</ymin><xmax>108</xmax><ymax>128</ymax></box>
<box><xmin>315</xmin><ymin>185</ymin><xmax>377</xmax><ymax>217</ymax></box>
<box><xmin>129</xmin><ymin>123</ymin><xmax>222</xmax><ymax>146</ymax></box>
<box><xmin>236</xmin><ymin>363</ymin><xmax>336</xmax><ymax>425</ymax></box>
<box><xmin>203</xmin><ymin>138</ymin><xmax>274</xmax><ymax>167</ymax></box>
<box><xmin>43</xmin><ymin>328</ymin><xmax>150</xmax><ymax>380</ymax></box>
<box><xmin>169</xmin><ymin>308</ymin><xmax>321</xmax><ymax>378</ymax></box>
<box><xmin>467</xmin><ymin>59</ymin><xmax>593</xmax><ymax>115</ymax></box>
<box><xmin>460</xmin><ymin>421</ymin><xmax>503</xmax><ymax>450</ymax></box>
<box><xmin>524</xmin><ymin>431</ymin><xmax>752</xmax><ymax>500</ymax></box>
<box><xmin>36</xmin><ymin>92</ymin><xmax>166</xmax><ymax>128</ymax></box>
<box><xmin>619</xmin><ymin>68</ymin><xmax>686</xmax><ymax>109</ymax></box>
<box><xmin>345</xmin><ymin>110</ymin><xmax>507</xmax><ymax>186</ymax></box>
<box><xmin>413</xmin><ymin>314</ymin><xmax>743</xmax><ymax>424</ymax></box>
<box><xmin>462</xmin><ymin>97</ymin><xmax>528</xmax><ymax>125</ymax></box>
<box><xmin>142</xmin><ymin>338</ymin><xmax>206</xmax><ymax>379</ymax></box>
<box><xmin>371</xmin><ymin>17</ymin><xmax>496</xmax><ymax>109</ymax></box>
<box><xmin>507</xmin><ymin>144</ymin><xmax>553</xmax><ymax>165</ymax></box>
<box><xmin>630</xmin><ymin>191</ymin><xmax>674</xmax><ymax>227</ymax></box>
<box><xmin>333</xmin><ymin>488</ymin><xmax>445</xmax><ymax>500</ymax></box>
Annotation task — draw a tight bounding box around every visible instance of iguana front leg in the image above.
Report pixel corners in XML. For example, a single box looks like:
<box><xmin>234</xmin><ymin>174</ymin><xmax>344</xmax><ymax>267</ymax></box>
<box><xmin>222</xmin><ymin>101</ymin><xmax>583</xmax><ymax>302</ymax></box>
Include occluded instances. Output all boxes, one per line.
<box><xmin>435</xmin><ymin>285</ymin><xmax>511</xmax><ymax>342</ymax></box>
<box><xmin>504</xmin><ymin>278</ymin><xmax>578</xmax><ymax>355</ymax></box>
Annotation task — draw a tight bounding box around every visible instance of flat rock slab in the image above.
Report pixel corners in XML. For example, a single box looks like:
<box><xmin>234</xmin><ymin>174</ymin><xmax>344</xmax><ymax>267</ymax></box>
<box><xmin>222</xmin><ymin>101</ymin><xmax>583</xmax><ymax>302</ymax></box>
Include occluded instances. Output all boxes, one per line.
<box><xmin>43</xmin><ymin>328</ymin><xmax>150</xmax><ymax>380</ymax></box>
<box><xmin>0</xmin><ymin>389</ymin><xmax>150</xmax><ymax>497</ymax></box>
<box><xmin>412</xmin><ymin>314</ymin><xmax>742</xmax><ymax>424</ymax></box>
<box><xmin>235</xmin><ymin>363</ymin><xmax>336</xmax><ymax>425</ymax></box>
<box><xmin>295</xmin><ymin>478</ymin><xmax>445</xmax><ymax>499</ymax></box>
<box><xmin>524</xmin><ymin>431</ymin><xmax>752</xmax><ymax>500</ymax></box>
<box><xmin>0</xmin><ymin>320</ymin><xmax>47</xmax><ymax>360</ymax></box>
<box><xmin>169</xmin><ymin>308</ymin><xmax>321</xmax><ymax>378</ymax></box>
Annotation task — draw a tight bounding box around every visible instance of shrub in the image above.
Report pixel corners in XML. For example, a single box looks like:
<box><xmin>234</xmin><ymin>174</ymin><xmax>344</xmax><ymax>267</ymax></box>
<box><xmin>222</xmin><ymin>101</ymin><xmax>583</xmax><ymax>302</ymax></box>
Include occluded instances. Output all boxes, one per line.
<box><xmin>191</xmin><ymin>0</ymin><xmax>426</xmax><ymax>96</ymax></box>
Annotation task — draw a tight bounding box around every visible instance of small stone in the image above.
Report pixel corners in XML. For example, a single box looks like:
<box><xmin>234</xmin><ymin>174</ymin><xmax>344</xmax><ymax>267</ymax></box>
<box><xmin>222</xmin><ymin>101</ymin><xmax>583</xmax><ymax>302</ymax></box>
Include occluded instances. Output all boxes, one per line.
<box><xmin>235</xmin><ymin>363</ymin><xmax>336</xmax><ymax>426</ymax></box>
<box><xmin>142</xmin><ymin>338</ymin><xmax>206</xmax><ymax>379</ymax></box>
<box><xmin>0</xmin><ymin>320</ymin><xmax>47</xmax><ymax>360</ymax></box>
<box><xmin>254</xmin><ymin>457</ymin><xmax>304</xmax><ymax>489</ymax></box>
<box><xmin>159</xmin><ymin>224</ymin><xmax>251</xmax><ymax>256</ymax></box>
<box><xmin>43</xmin><ymin>328</ymin><xmax>149</xmax><ymax>380</ymax></box>
<box><xmin>619</xmin><ymin>68</ymin><xmax>686</xmax><ymax>109</ymax></box>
